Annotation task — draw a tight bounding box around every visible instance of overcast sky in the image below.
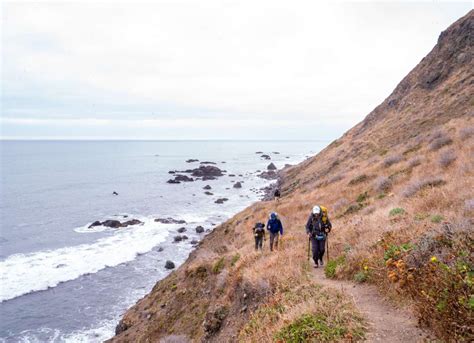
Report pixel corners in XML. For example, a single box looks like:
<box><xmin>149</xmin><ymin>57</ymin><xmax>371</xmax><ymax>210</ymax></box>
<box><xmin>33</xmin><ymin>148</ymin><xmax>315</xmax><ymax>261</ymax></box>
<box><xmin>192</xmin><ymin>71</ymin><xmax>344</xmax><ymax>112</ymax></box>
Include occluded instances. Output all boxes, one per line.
<box><xmin>1</xmin><ymin>1</ymin><xmax>471</xmax><ymax>140</ymax></box>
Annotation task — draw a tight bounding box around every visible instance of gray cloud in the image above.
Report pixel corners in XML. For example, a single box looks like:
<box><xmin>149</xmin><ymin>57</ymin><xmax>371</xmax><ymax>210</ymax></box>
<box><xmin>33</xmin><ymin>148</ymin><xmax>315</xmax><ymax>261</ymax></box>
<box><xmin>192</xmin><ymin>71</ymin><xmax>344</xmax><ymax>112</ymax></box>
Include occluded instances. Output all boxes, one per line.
<box><xmin>1</xmin><ymin>1</ymin><xmax>471</xmax><ymax>139</ymax></box>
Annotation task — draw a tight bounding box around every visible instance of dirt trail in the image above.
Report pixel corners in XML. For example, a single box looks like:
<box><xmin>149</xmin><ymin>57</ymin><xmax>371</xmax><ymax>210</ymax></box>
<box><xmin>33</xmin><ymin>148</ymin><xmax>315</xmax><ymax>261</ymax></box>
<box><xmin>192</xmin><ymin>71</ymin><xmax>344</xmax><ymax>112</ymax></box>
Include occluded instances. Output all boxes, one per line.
<box><xmin>312</xmin><ymin>267</ymin><xmax>429</xmax><ymax>342</ymax></box>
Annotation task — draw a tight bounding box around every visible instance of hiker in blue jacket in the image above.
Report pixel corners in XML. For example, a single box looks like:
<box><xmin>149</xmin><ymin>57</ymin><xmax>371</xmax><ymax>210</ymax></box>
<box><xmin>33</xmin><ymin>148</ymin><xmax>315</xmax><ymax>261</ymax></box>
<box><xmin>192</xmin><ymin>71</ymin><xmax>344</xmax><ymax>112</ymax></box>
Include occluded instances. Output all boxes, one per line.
<box><xmin>267</xmin><ymin>212</ymin><xmax>283</xmax><ymax>251</ymax></box>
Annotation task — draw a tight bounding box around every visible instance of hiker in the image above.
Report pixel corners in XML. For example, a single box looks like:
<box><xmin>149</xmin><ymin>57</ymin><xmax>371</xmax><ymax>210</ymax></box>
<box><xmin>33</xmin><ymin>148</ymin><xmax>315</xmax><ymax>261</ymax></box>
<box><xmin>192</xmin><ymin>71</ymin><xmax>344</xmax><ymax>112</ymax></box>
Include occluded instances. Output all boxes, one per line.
<box><xmin>267</xmin><ymin>212</ymin><xmax>283</xmax><ymax>251</ymax></box>
<box><xmin>252</xmin><ymin>222</ymin><xmax>266</xmax><ymax>251</ymax></box>
<box><xmin>274</xmin><ymin>189</ymin><xmax>281</xmax><ymax>202</ymax></box>
<box><xmin>306</xmin><ymin>205</ymin><xmax>332</xmax><ymax>267</ymax></box>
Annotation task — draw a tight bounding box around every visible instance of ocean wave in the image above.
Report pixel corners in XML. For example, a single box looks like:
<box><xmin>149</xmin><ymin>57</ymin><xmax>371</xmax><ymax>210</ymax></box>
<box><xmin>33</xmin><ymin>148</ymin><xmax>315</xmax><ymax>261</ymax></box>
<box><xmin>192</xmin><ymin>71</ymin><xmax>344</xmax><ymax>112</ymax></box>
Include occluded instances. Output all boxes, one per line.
<box><xmin>0</xmin><ymin>218</ymin><xmax>169</xmax><ymax>302</ymax></box>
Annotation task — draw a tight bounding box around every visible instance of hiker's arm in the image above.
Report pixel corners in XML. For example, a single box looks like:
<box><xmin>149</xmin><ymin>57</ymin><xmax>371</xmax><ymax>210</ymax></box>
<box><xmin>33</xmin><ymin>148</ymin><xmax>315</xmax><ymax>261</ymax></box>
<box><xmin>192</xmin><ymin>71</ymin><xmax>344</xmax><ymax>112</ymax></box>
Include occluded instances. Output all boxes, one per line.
<box><xmin>279</xmin><ymin>220</ymin><xmax>283</xmax><ymax>235</ymax></box>
<box><xmin>325</xmin><ymin>219</ymin><xmax>332</xmax><ymax>233</ymax></box>
<box><xmin>305</xmin><ymin>216</ymin><xmax>311</xmax><ymax>234</ymax></box>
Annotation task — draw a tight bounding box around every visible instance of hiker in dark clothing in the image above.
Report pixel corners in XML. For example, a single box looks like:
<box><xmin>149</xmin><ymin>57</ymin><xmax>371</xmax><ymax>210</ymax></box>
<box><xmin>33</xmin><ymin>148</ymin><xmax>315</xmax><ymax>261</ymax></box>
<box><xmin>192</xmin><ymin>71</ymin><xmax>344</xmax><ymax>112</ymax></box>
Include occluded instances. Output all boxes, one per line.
<box><xmin>267</xmin><ymin>212</ymin><xmax>283</xmax><ymax>251</ymax></box>
<box><xmin>274</xmin><ymin>189</ymin><xmax>281</xmax><ymax>202</ymax></box>
<box><xmin>306</xmin><ymin>205</ymin><xmax>332</xmax><ymax>267</ymax></box>
<box><xmin>253</xmin><ymin>222</ymin><xmax>266</xmax><ymax>251</ymax></box>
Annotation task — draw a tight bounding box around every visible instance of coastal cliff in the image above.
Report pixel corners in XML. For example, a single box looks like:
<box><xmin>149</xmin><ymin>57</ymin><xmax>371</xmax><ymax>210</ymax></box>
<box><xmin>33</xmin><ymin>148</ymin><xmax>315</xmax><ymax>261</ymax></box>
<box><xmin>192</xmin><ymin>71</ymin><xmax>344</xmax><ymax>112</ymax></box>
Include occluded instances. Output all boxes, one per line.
<box><xmin>109</xmin><ymin>11</ymin><xmax>473</xmax><ymax>342</ymax></box>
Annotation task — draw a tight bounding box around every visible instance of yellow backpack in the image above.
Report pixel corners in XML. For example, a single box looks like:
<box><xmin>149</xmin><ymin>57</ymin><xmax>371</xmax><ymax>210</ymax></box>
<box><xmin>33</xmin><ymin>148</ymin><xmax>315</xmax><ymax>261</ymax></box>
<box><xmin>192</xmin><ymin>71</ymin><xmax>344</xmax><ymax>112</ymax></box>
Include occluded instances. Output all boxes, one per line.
<box><xmin>320</xmin><ymin>206</ymin><xmax>329</xmax><ymax>224</ymax></box>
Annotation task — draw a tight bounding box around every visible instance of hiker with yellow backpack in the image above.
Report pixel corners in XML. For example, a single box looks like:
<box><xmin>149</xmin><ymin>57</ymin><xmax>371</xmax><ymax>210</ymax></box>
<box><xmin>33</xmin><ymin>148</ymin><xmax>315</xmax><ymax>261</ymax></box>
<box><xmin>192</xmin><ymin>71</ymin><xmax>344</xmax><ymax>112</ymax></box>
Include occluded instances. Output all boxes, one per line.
<box><xmin>305</xmin><ymin>205</ymin><xmax>332</xmax><ymax>268</ymax></box>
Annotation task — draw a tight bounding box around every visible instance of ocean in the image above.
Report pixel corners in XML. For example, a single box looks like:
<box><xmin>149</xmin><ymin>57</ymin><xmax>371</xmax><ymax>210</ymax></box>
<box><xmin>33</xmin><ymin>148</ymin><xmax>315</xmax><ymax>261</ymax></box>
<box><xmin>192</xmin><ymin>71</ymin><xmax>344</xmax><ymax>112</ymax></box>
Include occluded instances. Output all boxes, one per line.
<box><xmin>0</xmin><ymin>140</ymin><xmax>323</xmax><ymax>342</ymax></box>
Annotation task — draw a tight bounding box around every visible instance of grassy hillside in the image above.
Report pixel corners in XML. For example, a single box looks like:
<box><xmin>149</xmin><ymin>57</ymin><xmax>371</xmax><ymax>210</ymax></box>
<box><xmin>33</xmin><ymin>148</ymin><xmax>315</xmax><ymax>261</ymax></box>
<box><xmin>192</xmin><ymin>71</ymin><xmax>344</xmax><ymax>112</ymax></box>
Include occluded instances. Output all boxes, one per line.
<box><xmin>109</xmin><ymin>10</ymin><xmax>473</xmax><ymax>342</ymax></box>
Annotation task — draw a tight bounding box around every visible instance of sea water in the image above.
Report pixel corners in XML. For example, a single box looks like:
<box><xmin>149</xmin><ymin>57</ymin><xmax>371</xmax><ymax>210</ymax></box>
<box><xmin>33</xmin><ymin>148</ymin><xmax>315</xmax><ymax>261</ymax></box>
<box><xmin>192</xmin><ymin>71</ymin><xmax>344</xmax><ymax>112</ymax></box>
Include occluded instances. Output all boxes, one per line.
<box><xmin>0</xmin><ymin>140</ymin><xmax>323</xmax><ymax>342</ymax></box>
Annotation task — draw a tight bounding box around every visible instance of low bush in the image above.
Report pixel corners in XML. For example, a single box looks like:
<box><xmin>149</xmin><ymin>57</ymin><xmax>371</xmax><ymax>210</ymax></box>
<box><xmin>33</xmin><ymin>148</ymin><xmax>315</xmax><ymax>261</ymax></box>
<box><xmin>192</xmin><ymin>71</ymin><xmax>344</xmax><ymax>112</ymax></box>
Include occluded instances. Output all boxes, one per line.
<box><xmin>329</xmin><ymin>173</ymin><xmax>345</xmax><ymax>184</ymax></box>
<box><xmin>274</xmin><ymin>312</ymin><xmax>364</xmax><ymax>342</ymax></box>
<box><xmin>373</xmin><ymin>176</ymin><xmax>392</xmax><ymax>192</ymax></box>
<box><xmin>430</xmin><ymin>215</ymin><xmax>444</xmax><ymax>223</ymax></box>
<box><xmin>408</xmin><ymin>156</ymin><xmax>422</xmax><ymax>168</ymax></box>
<box><xmin>348</xmin><ymin>174</ymin><xmax>369</xmax><ymax>186</ymax></box>
<box><xmin>356</xmin><ymin>192</ymin><xmax>368</xmax><ymax>203</ymax></box>
<box><xmin>382</xmin><ymin>154</ymin><xmax>403</xmax><ymax>168</ymax></box>
<box><xmin>333</xmin><ymin>198</ymin><xmax>349</xmax><ymax>213</ymax></box>
<box><xmin>459</xmin><ymin>126</ymin><xmax>474</xmax><ymax>140</ymax></box>
<box><xmin>389</xmin><ymin>207</ymin><xmax>406</xmax><ymax>216</ymax></box>
<box><xmin>438</xmin><ymin>149</ymin><xmax>456</xmax><ymax>168</ymax></box>
<box><xmin>402</xmin><ymin>177</ymin><xmax>446</xmax><ymax>197</ymax></box>
<box><xmin>384</xmin><ymin>227</ymin><xmax>473</xmax><ymax>341</ymax></box>
<box><xmin>325</xmin><ymin>255</ymin><xmax>346</xmax><ymax>278</ymax></box>
<box><xmin>465</xmin><ymin>199</ymin><xmax>474</xmax><ymax>212</ymax></box>
<box><xmin>354</xmin><ymin>271</ymin><xmax>369</xmax><ymax>283</ymax></box>
<box><xmin>429</xmin><ymin>135</ymin><xmax>453</xmax><ymax>151</ymax></box>
<box><xmin>231</xmin><ymin>253</ymin><xmax>240</xmax><ymax>266</ymax></box>
<box><xmin>212</xmin><ymin>257</ymin><xmax>225</xmax><ymax>274</ymax></box>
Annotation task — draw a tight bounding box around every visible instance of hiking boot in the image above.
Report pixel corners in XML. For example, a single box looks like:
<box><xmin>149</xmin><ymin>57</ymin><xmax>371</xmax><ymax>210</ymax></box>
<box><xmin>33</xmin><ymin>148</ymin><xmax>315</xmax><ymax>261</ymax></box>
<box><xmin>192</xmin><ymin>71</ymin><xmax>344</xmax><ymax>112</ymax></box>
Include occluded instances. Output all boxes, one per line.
<box><xmin>319</xmin><ymin>259</ymin><xmax>324</xmax><ymax>266</ymax></box>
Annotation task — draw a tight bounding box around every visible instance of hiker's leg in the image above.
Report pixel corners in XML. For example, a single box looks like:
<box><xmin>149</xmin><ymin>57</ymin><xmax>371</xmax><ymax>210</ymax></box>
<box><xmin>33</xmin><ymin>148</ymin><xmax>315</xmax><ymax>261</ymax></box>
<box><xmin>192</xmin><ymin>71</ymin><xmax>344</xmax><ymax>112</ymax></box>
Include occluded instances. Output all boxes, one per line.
<box><xmin>269</xmin><ymin>233</ymin><xmax>274</xmax><ymax>251</ymax></box>
<box><xmin>255</xmin><ymin>237</ymin><xmax>258</xmax><ymax>250</ymax></box>
<box><xmin>258</xmin><ymin>237</ymin><xmax>263</xmax><ymax>250</ymax></box>
<box><xmin>319</xmin><ymin>239</ymin><xmax>326</xmax><ymax>262</ymax></box>
<box><xmin>274</xmin><ymin>233</ymin><xmax>279</xmax><ymax>249</ymax></box>
<box><xmin>311</xmin><ymin>237</ymin><xmax>318</xmax><ymax>265</ymax></box>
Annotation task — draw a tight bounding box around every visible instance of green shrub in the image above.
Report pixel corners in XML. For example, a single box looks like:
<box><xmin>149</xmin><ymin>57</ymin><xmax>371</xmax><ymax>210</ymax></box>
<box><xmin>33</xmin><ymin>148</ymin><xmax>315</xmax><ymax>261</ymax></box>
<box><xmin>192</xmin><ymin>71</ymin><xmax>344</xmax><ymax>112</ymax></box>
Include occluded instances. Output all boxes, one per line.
<box><xmin>356</xmin><ymin>192</ymin><xmax>368</xmax><ymax>203</ymax></box>
<box><xmin>377</xmin><ymin>193</ymin><xmax>386</xmax><ymax>199</ymax></box>
<box><xmin>384</xmin><ymin>243</ymin><xmax>414</xmax><ymax>261</ymax></box>
<box><xmin>274</xmin><ymin>313</ymin><xmax>353</xmax><ymax>342</ymax></box>
<box><xmin>231</xmin><ymin>253</ymin><xmax>240</xmax><ymax>266</ymax></box>
<box><xmin>348</xmin><ymin>174</ymin><xmax>369</xmax><ymax>186</ymax></box>
<box><xmin>430</xmin><ymin>214</ymin><xmax>444</xmax><ymax>223</ymax></box>
<box><xmin>414</xmin><ymin>213</ymin><xmax>428</xmax><ymax>221</ymax></box>
<box><xmin>325</xmin><ymin>255</ymin><xmax>345</xmax><ymax>278</ymax></box>
<box><xmin>354</xmin><ymin>271</ymin><xmax>368</xmax><ymax>283</ymax></box>
<box><xmin>389</xmin><ymin>207</ymin><xmax>406</xmax><ymax>216</ymax></box>
<box><xmin>212</xmin><ymin>257</ymin><xmax>225</xmax><ymax>274</ymax></box>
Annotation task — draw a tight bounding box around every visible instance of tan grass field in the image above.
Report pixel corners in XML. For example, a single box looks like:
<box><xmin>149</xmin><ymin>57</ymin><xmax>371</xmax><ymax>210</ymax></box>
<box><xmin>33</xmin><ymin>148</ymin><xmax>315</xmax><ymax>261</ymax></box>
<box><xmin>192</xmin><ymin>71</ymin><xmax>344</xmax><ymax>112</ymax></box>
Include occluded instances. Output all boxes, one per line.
<box><xmin>109</xmin><ymin>10</ymin><xmax>473</xmax><ymax>343</ymax></box>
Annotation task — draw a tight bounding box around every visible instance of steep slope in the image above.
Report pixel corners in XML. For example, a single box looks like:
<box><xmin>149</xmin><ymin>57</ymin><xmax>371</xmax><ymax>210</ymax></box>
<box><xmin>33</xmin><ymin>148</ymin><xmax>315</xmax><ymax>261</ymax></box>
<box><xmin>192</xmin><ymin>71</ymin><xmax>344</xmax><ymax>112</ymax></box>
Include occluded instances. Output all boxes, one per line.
<box><xmin>109</xmin><ymin>10</ymin><xmax>473</xmax><ymax>343</ymax></box>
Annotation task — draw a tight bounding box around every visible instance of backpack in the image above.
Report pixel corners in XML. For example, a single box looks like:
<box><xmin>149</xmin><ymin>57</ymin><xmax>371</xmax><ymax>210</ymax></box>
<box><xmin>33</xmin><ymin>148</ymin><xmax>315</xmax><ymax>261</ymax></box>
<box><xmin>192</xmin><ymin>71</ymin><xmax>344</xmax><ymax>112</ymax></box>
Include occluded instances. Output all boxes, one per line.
<box><xmin>320</xmin><ymin>206</ymin><xmax>329</xmax><ymax>224</ymax></box>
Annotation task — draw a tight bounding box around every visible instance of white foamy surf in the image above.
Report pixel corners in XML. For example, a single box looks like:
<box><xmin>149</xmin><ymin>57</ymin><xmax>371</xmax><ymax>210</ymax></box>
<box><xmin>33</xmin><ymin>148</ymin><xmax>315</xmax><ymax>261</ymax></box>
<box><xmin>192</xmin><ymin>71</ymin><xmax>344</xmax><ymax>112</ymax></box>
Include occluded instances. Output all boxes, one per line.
<box><xmin>0</xmin><ymin>217</ymin><xmax>169</xmax><ymax>302</ymax></box>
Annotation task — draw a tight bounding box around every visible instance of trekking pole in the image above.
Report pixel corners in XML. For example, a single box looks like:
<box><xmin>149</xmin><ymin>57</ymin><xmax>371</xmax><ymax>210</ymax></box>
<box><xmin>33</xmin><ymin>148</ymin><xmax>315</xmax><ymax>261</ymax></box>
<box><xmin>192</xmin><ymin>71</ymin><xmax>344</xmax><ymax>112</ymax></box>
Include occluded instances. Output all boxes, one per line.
<box><xmin>307</xmin><ymin>236</ymin><xmax>310</xmax><ymax>261</ymax></box>
<box><xmin>326</xmin><ymin>234</ymin><xmax>330</xmax><ymax>263</ymax></box>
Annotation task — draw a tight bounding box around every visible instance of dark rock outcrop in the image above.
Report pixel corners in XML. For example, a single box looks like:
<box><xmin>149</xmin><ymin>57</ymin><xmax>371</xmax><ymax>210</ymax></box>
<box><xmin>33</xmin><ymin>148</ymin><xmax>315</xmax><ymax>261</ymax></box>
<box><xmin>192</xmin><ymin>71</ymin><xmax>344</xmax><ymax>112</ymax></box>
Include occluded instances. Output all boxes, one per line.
<box><xmin>195</xmin><ymin>226</ymin><xmax>205</xmax><ymax>233</ymax></box>
<box><xmin>177</xmin><ymin>227</ymin><xmax>187</xmax><ymax>233</ymax></box>
<box><xmin>203</xmin><ymin>185</ymin><xmax>212</xmax><ymax>190</ymax></box>
<box><xmin>122</xmin><ymin>219</ymin><xmax>143</xmax><ymax>227</ymax></box>
<box><xmin>191</xmin><ymin>165</ymin><xmax>224</xmax><ymax>178</ymax></box>
<box><xmin>233</xmin><ymin>182</ymin><xmax>242</xmax><ymax>189</ymax></box>
<box><xmin>186</xmin><ymin>159</ymin><xmax>199</xmax><ymax>163</ymax></box>
<box><xmin>258</xmin><ymin>170</ymin><xmax>278</xmax><ymax>180</ymax></box>
<box><xmin>155</xmin><ymin>218</ymin><xmax>186</xmax><ymax>224</ymax></box>
<box><xmin>261</xmin><ymin>154</ymin><xmax>271</xmax><ymax>160</ymax></box>
<box><xmin>165</xmin><ymin>260</ymin><xmax>175</xmax><ymax>269</ymax></box>
<box><xmin>267</xmin><ymin>163</ymin><xmax>277</xmax><ymax>170</ymax></box>
<box><xmin>215</xmin><ymin>198</ymin><xmax>229</xmax><ymax>204</ymax></box>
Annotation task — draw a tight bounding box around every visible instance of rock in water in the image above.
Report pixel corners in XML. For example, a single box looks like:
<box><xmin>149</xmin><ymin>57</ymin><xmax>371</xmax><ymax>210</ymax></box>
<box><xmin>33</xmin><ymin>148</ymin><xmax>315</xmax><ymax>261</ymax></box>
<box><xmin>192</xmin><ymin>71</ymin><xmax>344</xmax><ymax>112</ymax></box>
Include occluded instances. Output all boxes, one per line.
<box><xmin>203</xmin><ymin>185</ymin><xmax>212</xmax><ymax>190</ymax></box>
<box><xmin>155</xmin><ymin>218</ymin><xmax>186</xmax><ymax>224</ymax></box>
<box><xmin>101</xmin><ymin>220</ymin><xmax>122</xmax><ymax>228</ymax></box>
<box><xmin>122</xmin><ymin>219</ymin><xmax>143</xmax><ymax>227</ymax></box>
<box><xmin>267</xmin><ymin>163</ymin><xmax>277</xmax><ymax>170</ymax></box>
<box><xmin>233</xmin><ymin>182</ymin><xmax>242</xmax><ymax>189</ymax></box>
<box><xmin>89</xmin><ymin>220</ymin><xmax>102</xmax><ymax>228</ymax></box>
<box><xmin>195</xmin><ymin>226</ymin><xmax>205</xmax><ymax>233</ymax></box>
<box><xmin>177</xmin><ymin>227</ymin><xmax>187</xmax><ymax>233</ymax></box>
<box><xmin>261</xmin><ymin>154</ymin><xmax>271</xmax><ymax>160</ymax></box>
<box><xmin>215</xmin><ymin>198</ymin><xmax>229</xmax><ymax>204</ymax></box>
<box><xmin>165</xmin><ymin>260</ymin><xmax>175</xmax><ymax>269</ymax></box>
<box><xmin>191</xmin><ymin>165</ymin><xmax>224</xmax><ymax>178</ymax></box>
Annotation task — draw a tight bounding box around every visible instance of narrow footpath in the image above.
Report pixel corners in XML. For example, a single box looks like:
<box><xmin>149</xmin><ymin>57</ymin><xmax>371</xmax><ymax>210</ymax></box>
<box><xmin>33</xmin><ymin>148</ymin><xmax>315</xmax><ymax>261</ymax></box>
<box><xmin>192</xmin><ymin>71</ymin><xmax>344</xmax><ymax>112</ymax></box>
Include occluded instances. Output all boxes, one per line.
<box><xmin>312</xmin><ymin>268</ymin><xmax>429</xmax><ymax>342</ymax></box>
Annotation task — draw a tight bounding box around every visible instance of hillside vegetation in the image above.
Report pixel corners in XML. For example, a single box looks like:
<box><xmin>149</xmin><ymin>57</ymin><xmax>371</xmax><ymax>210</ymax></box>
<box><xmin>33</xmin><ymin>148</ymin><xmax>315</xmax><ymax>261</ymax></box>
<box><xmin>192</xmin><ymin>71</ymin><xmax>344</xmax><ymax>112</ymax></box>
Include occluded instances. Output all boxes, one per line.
<box><xmin>109</xmin><ymin>10</ymin><xmax>473</xmax><ymax>343</ymax></box>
